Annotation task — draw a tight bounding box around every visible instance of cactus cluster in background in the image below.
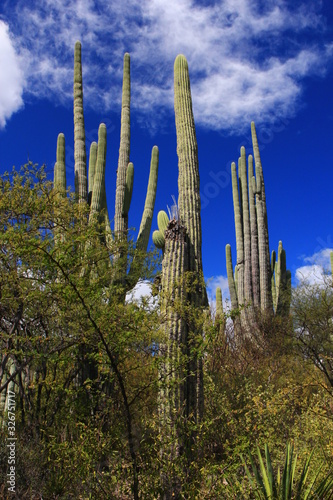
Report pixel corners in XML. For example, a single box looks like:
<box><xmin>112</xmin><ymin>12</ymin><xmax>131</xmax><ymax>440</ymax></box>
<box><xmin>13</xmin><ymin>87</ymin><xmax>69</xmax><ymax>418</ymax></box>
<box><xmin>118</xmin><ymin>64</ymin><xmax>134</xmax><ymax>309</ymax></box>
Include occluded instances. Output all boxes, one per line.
<box><xmin>53</xmin><ymin>42</ymin><xmax>159</xmax><ymax>293</ymax></box>
<box><xmin>226</xmin><ymin>122</ymin><xmax>291</xmax><ymax>335</ymax></box>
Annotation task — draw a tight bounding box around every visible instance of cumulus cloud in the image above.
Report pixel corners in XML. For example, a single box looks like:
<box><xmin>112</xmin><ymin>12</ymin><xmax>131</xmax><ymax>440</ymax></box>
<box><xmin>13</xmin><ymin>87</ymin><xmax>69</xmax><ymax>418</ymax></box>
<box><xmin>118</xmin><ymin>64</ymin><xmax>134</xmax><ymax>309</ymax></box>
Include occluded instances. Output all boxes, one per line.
<box><xmin>0</xmin><ymin>21</ymin><xmax>24</xmax><ymax>128</ymax></box>
<box><xmin>295</xmin><ymin>248</ymin><xmax>333</xmax><ymax>285</ymax></box>
<box><xmin>2</xmin><ymin>0</ymin><xmax>332</xmax><ymax>131</ymax></box>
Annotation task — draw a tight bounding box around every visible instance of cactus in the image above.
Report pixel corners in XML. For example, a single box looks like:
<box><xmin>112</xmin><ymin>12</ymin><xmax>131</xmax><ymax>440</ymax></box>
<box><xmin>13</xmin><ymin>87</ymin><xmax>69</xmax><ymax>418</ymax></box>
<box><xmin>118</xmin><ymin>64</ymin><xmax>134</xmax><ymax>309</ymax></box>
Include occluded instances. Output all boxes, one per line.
<box><xmin>115</xmin><ymin>52</ymin><xmax>131</xmax><ymax>237</ymax></box>
<box><xmin>226</xmin><ymin>123</ymin><xmax>291</xmax><ymax>335</ymax></box>
<box><xmin>74</xmin><ymin>41</ymin><xmax>88</xmax><ymax>203</ymax></box>
<box><xmin>272</xmin><ymin>241</ymin><xmax>291</xmax><ymax>316</ymax></box>
<box><xmin>52</xmin><ymin>43</ymin><xmax>159</xmax><ymax>410</ymax></box>
<box><xmin>55</xmin><ymin>42</ymin><xmax>158</xmax><ymax>293</ymax></box>
<box><xmin>54</xmin><ymin>133</ymin><xmax>66</xmax><ymax>194</ymax></box>
<box><xmin>156</xmin><ymin>57</ymin><xmax>206</xmax><ymax>491</ymax></box>
<box><xmin>215</xmin><ymin>287</ymin><xmax>225</xmax><ymax>334</ymax></box>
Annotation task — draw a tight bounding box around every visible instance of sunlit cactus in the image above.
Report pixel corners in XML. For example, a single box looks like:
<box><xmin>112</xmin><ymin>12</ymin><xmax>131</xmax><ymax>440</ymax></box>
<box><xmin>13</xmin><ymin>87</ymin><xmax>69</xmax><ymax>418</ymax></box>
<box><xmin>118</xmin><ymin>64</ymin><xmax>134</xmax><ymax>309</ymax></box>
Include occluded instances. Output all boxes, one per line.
<box><xmin>226</xmin><ymin>123</ymin><xmax>291</xmax><ymax>336</ymax></box>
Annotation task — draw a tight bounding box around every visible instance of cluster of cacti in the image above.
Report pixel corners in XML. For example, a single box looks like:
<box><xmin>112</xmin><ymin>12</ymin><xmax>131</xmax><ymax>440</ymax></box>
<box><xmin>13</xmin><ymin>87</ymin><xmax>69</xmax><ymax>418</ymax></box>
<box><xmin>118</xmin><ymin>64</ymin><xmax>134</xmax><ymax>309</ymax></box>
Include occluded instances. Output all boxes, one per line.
<box><xmin>53</xmin><ymin>42</ymin><xmax>159</xmax><ymax>393</ymax></box>
<box><xmin>53</xmin><ymin>42</ymin><xmax>159</xmax><ymax>292</ymax></box>
<box><xmin>226</xmin><ymin>123</ymin><xmax>291</xmax><ymax>334</ymax></box>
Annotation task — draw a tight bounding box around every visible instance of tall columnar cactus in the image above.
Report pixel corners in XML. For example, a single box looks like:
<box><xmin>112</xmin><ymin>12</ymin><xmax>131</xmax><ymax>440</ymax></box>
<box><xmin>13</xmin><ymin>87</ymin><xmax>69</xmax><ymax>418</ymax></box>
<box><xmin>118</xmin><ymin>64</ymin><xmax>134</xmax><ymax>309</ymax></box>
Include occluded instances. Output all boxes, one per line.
<box><xmin>115</xmin><ymin>52</ymin><xmax>131</xmax><ymax>236</ymax></box>
<box><xmin>272</xmin><ymin>241</ymin><xmax>291</xmax><ymax>316</ymax></box>
<box><xmin>74</xmin><ymin>41</ymin><xmax>88</xmax><ymax>203</ymax></box>
<box><xmin>174</xmin><ymin>55</ymin><xmax>204</xmax><ymax>284</ymax></box>
<box><xmin>215</xmin><ymin>287</ymin><xmax>225</xmax><ymax>334</ymax></box>
<box><xmin>174</xmin><ymin>54</ymin><xmax>206</xmax><ymax>420</ymax></box>
<box><xmin>154</xmin><ymin>56</ymin><xmax>206</xmax><ymax>490</ymax></box>
<box><xmin>226</xmin><ymin>123</ymin><xmax>291</xmax><ymax>335</ymax></box>
<box><xmin>251</xmin><ymin>122</ymin><xmax>272</xmax><ymax>311</ymax></box>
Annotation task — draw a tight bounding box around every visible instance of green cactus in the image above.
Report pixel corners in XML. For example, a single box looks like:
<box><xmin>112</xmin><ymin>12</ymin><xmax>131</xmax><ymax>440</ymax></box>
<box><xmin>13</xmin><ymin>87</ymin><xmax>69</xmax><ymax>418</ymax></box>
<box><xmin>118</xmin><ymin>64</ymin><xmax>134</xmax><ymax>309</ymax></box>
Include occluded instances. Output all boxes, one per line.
<box><xmin>56</xmin><ymin>43</ymin><xmax>158</xmax><ymax>293</ymax></box>
<box><xmin>226</xmin><ymin>244</ymin><xmax>238</xmax><ymax>312</ymax></box>
<box><xmin>226</xmin><ymin>123</ymin><xmax>291</xmax><ymax>335</ymax></box>
<box><xmin>157</xmin><ymin>55</ymin><xmax>207</xmax><ymax>494</ymax></box>
<box><xmin>273</xmin><ymin>241</ymin><xmax>291</xmax><ymax>316</ymax></box>
<box><xmin>152</xmin><ymin>210</ymin><xmax>170</xmax><ymax>251</ymax></box>
<box><xmin>74</xmin><ymin>41</ymin><xmax>88</xmax><ymax>203</ymax></box>
<box><xmin>152</xmin><ymin>230</ymin><xmax>165</xmax><ymax>249</ymax></box>
<box><xmin>115</xmin><ymin>52</ymin><xmax>131</xmax><ymax>236</ymax></box>
<box><xmin>330</xmin><ymin>250</ymin><xmax>333</xmax><ymax>275</ymax></box>
<box><xmin>88</xmin><ymin>141</ymin><xmax>97</xmax><ymax>204</ymax></box>
<box><xmin>157</xmin><ymin>210</ymin><xmax>170</xmax><ymax>234</ymax></box>
<box><xmin>123</xmin><ymin>162</ymin><xmax>134</xmax><ymax>215</ymax></box>
<box><xmin>215</xmin><ymin>287</ymin><xmax>225</xmax><ymax>334</ymax></box>
<box><xmin>89</xmin><ymin>123</ymin><xmax>107</xmax><ymax>219</ymax></box>
<box><xmin>54</xmin><ymin>133</ymin><xmax>66</xmax><ymax>194</ymax></box>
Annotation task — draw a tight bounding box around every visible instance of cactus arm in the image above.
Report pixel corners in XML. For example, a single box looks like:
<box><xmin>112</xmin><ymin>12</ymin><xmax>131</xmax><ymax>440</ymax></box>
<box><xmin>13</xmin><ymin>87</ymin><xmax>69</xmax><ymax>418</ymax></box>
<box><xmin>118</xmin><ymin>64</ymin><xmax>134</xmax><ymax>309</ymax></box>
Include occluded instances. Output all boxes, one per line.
<box><xmin>152</xmin><ymin>230</ymin><xmax>165</xmax><ymax>249</ymax></box>
<box><xmin>330</xmin><ymin>251</ymin><xmax>333</xmax><ymax>276</ymax></box>
<box><xmin>135</xmin><ymin>146</ymin><xmax>159</xmax><ymax>252</ymax></box>
<box><xmin>158</xmin><ymin>210</ymin><xmax>170</xmax><ymax>234</ymax></box>
<box><xmin>88</xmin><ymin>141</ymin><xmax>98</xmax><ymax>205</ymax></box>
<box><xmin>115</xmin><ymin>52</ymin><xmax>131</xmax><ymax>235</ymax></box>
<box><xmin>74</xmin><ymin>41</ymin><xmax>87</xmax><ymax>203</ymax></box>
<box><xmin>90</xmin><ymin>124</ymin><xmax>107</xmax><ymax>219</ymax></box>
<box><xmin>123</xmin><ymin>162</ymin><xmax>134</xmax><ymax>215</ymax></box>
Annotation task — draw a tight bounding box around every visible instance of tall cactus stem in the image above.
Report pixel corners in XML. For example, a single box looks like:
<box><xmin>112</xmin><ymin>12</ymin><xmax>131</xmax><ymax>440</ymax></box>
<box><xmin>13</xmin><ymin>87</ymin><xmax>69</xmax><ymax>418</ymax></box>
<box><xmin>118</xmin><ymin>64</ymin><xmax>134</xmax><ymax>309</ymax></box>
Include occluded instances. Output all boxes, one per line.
<box><xmin>231</xmin><ymin>161</ymin><xmax>244</xmax><ymax>306</ymax></box>
<box><xmin>136</xmin><ymin>146</ymin><xmax>159</xmax><ymax>252</ymax></box>
<box><xmin>123</xmin><ymin>162</ymin><xmax>134</xmax><ymax>215</ymax></box>
<box><xmin>115</xmin><ymin>52</ymin><xmax>131</xmax><ymax>236</ymax></box>
<box><xmin>174</xmin><ymin>54</ymin><xmax>204</xmax><ymax>282</ymax></box>
<box><xmin>74</xmin><ymin>41</ymin><xmax>87</xmax><ymax>202</ymax></box>
<box><xmin>88</xmin><ymin>141</ymin><xmax>98</xmax><ymax>204</ymax></box>
<box><xmin>90</xmin><ymin>124</ymin><xmax>107</xmax><ymax>219</ymax></box>
<box><xmin>248</xmin><ymin>155</ymin><xmax>260</xmax><ymax>307</ymax></box>
<box><xmin>226</xmin><ymin>244</ymin><xmax>238</xmax><ymax>311</ymax></box>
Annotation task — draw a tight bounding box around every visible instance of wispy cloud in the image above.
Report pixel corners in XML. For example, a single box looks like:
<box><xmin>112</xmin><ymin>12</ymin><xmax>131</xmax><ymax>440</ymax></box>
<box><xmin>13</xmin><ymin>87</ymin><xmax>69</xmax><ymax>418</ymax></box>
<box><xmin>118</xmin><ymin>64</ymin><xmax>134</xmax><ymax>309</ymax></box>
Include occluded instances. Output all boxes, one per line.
<box><xmin>1</xmin><ymin>0</ymin><xmax>332</xmax><ymax>131</ymax></box>
<box><xmin>0</xmin><ymin>21</ymin><xmax>24</xmax><ymax>127</ymax></box>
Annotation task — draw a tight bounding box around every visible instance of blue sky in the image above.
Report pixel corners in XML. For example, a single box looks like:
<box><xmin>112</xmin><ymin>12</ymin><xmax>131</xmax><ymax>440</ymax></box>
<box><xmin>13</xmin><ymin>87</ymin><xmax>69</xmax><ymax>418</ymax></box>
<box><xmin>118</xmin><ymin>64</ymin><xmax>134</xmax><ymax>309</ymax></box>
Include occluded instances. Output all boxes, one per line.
<box><xmin>0</xmin><ymin>0</ymin><xmax>332</xmax><ymax>306</ymax></box>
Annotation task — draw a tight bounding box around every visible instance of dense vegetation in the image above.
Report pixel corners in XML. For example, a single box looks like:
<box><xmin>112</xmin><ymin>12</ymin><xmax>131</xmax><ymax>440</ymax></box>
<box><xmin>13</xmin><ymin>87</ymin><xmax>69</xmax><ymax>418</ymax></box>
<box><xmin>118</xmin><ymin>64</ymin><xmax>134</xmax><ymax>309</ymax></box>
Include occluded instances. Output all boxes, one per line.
<box><xmin>0</xmin><ymin>42</ymin><xmax>332</xmax><ymax>499</ymax></box>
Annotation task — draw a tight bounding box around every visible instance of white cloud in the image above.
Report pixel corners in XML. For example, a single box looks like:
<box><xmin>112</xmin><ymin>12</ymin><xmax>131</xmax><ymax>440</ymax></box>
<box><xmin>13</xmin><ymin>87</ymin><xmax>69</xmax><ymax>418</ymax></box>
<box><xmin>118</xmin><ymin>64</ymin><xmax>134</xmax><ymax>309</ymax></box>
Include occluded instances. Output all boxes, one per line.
<box><xmin>126</xmin><ymin>279</ymin><xmax>157</xmax><ymax>306</ymax></box>
<box><xmin>2</xmin><ymin>0</ymin><xmax>332</xmax><ymax>131</ymax></box>
<box><xmin>295</xmin><ymin>248</ymin><xmax>333</xmax><ymax>285</ymax></box>
<box><xmin>0</xmin><ymin>21</ymin><xmax>24</xmax><ymax>128</ymax></box>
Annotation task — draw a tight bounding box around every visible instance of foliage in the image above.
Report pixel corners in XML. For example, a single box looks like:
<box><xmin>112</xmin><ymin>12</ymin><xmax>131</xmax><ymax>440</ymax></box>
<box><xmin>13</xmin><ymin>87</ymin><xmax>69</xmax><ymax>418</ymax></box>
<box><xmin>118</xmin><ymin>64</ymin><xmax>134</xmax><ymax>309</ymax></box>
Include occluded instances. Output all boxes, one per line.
<box><xmin>241</xmin><ymin>443</ymin><xmax>333</xmax><ymax>499</ymax></box>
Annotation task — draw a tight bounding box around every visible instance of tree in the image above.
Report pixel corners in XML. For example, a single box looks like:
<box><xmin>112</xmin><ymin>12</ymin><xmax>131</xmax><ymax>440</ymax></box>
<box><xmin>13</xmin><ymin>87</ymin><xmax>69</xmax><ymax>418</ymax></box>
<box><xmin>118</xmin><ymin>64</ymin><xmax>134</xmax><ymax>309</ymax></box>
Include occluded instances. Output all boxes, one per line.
<box><xmin>0</xmin><ymin>164</ymin><xmax>161</xmax><ymax>499</ymax></box>
<box><xmin>292</xmin><ymin>273</ymin><xmax>333</xmax><ymax>391</ymax></box>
